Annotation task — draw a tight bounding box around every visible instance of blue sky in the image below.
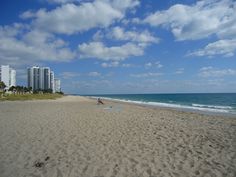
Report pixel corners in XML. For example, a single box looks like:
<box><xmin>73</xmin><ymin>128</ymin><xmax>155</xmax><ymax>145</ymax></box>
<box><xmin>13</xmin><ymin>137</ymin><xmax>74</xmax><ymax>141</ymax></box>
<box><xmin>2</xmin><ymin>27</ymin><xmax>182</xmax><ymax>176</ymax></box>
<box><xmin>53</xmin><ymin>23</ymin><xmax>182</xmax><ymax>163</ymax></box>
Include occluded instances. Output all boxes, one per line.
<box><xmin>0</xmin><ymin>0</ymin><xmax>236</xmax><ymax>94</ymax></box>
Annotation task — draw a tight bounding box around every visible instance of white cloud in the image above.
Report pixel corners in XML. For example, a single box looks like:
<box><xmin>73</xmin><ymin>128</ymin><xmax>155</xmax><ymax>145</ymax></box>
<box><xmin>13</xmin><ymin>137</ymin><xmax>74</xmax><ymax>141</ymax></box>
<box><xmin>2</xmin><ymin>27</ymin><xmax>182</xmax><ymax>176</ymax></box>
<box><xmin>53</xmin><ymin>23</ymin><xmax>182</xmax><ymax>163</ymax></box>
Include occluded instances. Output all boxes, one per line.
<box><xmin>22</xmin><ymin>0</ymin><xmax>139</xmax><ymax>35</ymax></box>
<box><xmin>92</xmin><ymin>30</ymin><xmax>104</xmax><ymax>41</ymax></box>
<box><xmin>175</xmin><ymin>68</ymin><xmax>184</xmax><ymax>74</ymax></box>
<box><xmin>121</xmin><ymin>19</ymin><xmax>130</xmax><ymax>25</ymax></box>
<box><xmin>65</xmin><ymin>77</ymin><xmax>236</xmax><ymax>94</ymax></box>
<box><xmin>0</xmin><ymin>26</ymin><xmax>75</xmax><ymax>68</ymax></box>
<box><xmin>101</xmin><ymin>61</ymin><xmax>133</xmax><ymax>68</ymax></box>
<box><xmin>144</xmin><ymin>0</ymin><xmax>236</xmax><ymax>41</ymax></box>
<box><xmin>61</xmin><ymin>71</ymin><xmax>102</xmax><ymax>78</ymax></box>
<box><xmin>66</xmin><ymin>79</ymin><xmax>114</xmax><ymax>94</ymax></box>
<box><xmin>23</xmin><ymin>30</ymin><xmax>67</xmax><ymax>48</ymax></box>
<box><xmin>1</xmin><ymin>1</ymin><xmax>141</xmax><ymax>71</ymax></box>
<box><xmin>101</xmin><ymin>61</ymin><xmax>119</xmax><ymax>68</ymax></box>
<box><xmin>20</xmin><ymin>10</ymin><xmax>37</xmax><ymax>19</ymax></box>
<box><xmin>20</xmin><ymin>9</ymin><xmax>47</xmax><ymax>20</ymax></box>
<box><xmin>60</xmin><ymin>72</ymin><xmax>80</xmax><ymax>79</ymax></box>
<box><xmin>199</xmin><ymin>67</ymin><xmax>236</xmax><ymax>77</ymax></box>
<box><xmin>131</xmin><ymin>17</ymin><xmax>141</xmax><ymax>24</ymax></box>
<box><xmin>188</xmin><ymin>39</ymin><xmax>236</xmax><ymax>57</ymax></box>
<box><xmin>130</xmin><ymin>72</ymin><xmax>163</xmax><ymax>78</ymax></box>
<box><xmin>0</xmin><ymin>23</ymin><xmax>26</xmax><ymax>37</ymax></box>
<box><xmin>109</xmin><ymin>0</ymin><xmax>140</xmax><ymax>11</ymax></box>
<box><xmin>78</xmin><ymin>42</ymin><xmax>144</xmax><ymax>61</ymax></box>
<box><xmin>88</xmin><ymin>71</ymin><xmax>101</xmax><ymax>77</ymax></box>
<box><xmin>10</xmin><ymin>0</ymin><xmax>144</xmax><ymax>69</ymax></box>
<box><xmin>145</xmin><ymin>62</ymin><xmax>152</xmax><ymax>68</ymax></box>
<box><xmin>46</xmin><ymin>0</ymin><xmax>140</xmax><ymax>7</ymax></box>
<box><xmin>34</xmin><ymin>2</ymin><xmax>121</xmax><ymax>34</ymax></box>
<box><xmin>107</xmin><ymin>26</ymin><xmax>159</xmax><ymax>43</ymax></box>
<box><xmin>143</xmin><ymin>0</ymin><xmax>236</xmax><ymax>57</ymax></box>
<box><xmin>145</xmin><ymin>61</ymin><xmax>163</xmax><ymax>68</ymax></box>
<box><xmin>46</xmin><ymin>0</ymin><xmax>80</xmax><ymax>4</ymax></box>
<box><xmin>122</xmin><ymin>63</ymin><xmax>132</xmax><ymax>67</ymax></box>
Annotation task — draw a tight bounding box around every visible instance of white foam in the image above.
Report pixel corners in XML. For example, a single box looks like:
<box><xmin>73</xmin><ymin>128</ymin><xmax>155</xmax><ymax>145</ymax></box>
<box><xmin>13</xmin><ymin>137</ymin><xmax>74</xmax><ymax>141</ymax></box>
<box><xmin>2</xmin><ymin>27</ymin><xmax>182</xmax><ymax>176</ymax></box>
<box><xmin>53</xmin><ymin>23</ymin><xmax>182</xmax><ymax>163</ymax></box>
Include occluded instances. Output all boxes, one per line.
<box><xmin>192</xmin><ymin>104</ymin><xmax>232</xmax><ymax>110</ymax></box>
<box><xmin>146</xmin><ymin>102</ymin><xmax>231</xmax><ymax>113</ymax></box>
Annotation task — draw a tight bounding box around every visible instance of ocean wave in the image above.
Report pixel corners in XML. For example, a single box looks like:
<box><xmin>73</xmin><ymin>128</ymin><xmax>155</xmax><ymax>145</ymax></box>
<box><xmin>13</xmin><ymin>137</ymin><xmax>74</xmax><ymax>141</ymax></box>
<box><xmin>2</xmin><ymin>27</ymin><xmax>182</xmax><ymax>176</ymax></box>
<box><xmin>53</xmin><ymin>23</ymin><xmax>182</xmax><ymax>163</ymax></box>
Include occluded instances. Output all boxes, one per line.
<box><xmin>192</xmin><ymin>104</ymin><xmax>233</xmax><ymax>110</ymax></box>
<box><xmin>146</xmin><ymin>102</ymin><xmax>230</xmax><ymax>113</ymax></box>
<box><xmin>89</xmin><ymin>96</ymin><xmax>234</xmax><ymax>114</ymax></box>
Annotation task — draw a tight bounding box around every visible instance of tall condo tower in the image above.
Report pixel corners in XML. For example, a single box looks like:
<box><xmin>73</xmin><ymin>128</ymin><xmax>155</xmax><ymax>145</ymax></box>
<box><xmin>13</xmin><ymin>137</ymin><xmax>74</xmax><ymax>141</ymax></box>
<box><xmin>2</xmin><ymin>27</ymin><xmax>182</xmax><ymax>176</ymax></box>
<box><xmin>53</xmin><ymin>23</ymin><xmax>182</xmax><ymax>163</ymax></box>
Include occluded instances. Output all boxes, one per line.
<box><xmin>50</xmin><ymin>71</ymin><xmax>55</xmax><ymax>93</ymax></box>
<box><xmin>27</xmin><ymin>66</ymin><xmax>55</xmax><ymax>92</ymax></box>
<box><xmin>0</xmin><ymin>65</ymin><xmax>16</xmax><ymax>89</ymax></box>
<box><xmin>54</xmin><ymin>78</ymin><xmax>61</xmax><ymax>92</ymax></box>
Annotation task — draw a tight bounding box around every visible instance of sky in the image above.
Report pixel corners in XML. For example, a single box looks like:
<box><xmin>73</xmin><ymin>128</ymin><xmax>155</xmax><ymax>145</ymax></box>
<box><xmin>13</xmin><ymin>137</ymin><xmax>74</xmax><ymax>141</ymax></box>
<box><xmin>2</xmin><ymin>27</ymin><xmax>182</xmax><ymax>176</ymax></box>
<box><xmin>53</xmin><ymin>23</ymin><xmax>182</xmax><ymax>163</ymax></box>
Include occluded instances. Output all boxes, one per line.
<box><xmin>0</xmin><ymin>0</ymin><xmax>236</xmax><ymax>94</ymax></box>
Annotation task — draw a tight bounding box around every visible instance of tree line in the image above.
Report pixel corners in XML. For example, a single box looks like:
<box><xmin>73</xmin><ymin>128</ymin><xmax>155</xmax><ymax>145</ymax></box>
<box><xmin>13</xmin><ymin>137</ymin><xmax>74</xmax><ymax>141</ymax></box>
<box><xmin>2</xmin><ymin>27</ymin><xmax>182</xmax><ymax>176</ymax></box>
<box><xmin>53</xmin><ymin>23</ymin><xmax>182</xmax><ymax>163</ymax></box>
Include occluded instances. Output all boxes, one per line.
<box><xmin>0</xmin><ymin>81</ymin><xmax>63</xmax><ymax>94</ymax></box>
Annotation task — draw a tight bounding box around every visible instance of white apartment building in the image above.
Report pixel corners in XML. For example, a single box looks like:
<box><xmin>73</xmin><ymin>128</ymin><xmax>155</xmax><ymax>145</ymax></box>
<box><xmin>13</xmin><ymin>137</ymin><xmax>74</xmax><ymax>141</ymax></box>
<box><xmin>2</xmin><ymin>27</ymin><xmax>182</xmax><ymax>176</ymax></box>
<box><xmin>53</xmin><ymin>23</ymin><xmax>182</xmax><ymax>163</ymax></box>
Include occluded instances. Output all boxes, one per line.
<box><xmin>10</xmin><ymin>69</ymin><xmax>16</xmax><ymax>87</ymax></box>
<box><xmin>54</xmin><ymin>78</ymin><xmax>61</xmax><ymax>92</ymax></box>
<box><xmin>27</xmin><ymin>66</ymin><xmax>56</xmax><ymax>92</ymax></box>
<box><xmin>0</xmin><ymin>65</ymin><xmax>16</xmax><ymax>89</ymax></box>
<box><xmin>50</xmin><ymin>71</ymin><xmax>55</xmax><ymax>93</ymax></box>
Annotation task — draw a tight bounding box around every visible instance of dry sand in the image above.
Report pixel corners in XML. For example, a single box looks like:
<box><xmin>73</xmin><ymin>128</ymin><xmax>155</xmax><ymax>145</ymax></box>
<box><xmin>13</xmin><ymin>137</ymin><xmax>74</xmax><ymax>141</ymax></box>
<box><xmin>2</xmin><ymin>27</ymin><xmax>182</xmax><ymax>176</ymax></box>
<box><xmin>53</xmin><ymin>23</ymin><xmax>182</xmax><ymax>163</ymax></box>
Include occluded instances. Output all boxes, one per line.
<box><xmin>0</xmin><ymin>95</ymin><xmax>235</xmax><ymax>177</ymax></box>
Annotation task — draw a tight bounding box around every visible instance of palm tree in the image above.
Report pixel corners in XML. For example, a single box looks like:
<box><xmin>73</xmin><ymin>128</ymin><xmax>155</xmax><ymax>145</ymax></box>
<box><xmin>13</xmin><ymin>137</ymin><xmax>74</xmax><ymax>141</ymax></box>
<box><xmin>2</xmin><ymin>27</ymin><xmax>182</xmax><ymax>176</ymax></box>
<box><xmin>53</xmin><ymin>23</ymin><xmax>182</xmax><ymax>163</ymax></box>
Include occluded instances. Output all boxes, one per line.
<box><xmin>28</xmin><ymin>87</ymin><xmax>32</xmax><ymax>93</ymax></box>
<box><xmin>15</xmin><ymin>86</ymin><xmax>21</xmax><ymax>94</ymax></box>
<box><xmin>8</xmin><ymin>86</ymin><xmax>16</xmax><ymax>95</ymax></box>
<box><xmin>23</xmin><ymin>87</ymin><xmax>28</xmax><ymax>93</ymax></box>
<box><xmin>9</xmin><ymin>86</ymin><xmax>15</xmax><ymax>91</ymax></box>
<box><xmin>0</xmin><ymin>81</ymin><xmax>6</xmax><ymax>97</ymax></box>
<box><xmin>0</xmin><ymin>81</ymin><xmax>6</xmax><ymax>90</ymax></box>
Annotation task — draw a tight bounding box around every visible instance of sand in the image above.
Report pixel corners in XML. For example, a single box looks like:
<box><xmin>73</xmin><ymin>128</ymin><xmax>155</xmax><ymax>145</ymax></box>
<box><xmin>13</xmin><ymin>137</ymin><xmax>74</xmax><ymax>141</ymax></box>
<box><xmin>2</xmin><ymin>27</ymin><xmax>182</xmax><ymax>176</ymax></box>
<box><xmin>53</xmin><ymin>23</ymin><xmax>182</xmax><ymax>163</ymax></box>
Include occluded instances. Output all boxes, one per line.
<box><xmin>0</xmin><ymin>96</ymin><xmax>235</xmax><ymax>177</ymax></box>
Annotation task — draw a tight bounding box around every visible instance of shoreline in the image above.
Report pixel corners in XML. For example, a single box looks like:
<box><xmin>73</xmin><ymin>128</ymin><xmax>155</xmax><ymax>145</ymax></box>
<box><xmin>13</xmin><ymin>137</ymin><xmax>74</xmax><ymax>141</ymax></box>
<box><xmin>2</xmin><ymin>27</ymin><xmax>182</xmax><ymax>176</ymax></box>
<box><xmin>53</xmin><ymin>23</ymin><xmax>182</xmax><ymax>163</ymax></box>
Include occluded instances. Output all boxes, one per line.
<box><xmin>84</xmin><ymin>95</ymin><xmax>236</xmax><ymax>118</ymax></box>
<box><xmin>1</xmin><ymin>94</ymin><xmax>235</xmax><ymax>118</ymax></box>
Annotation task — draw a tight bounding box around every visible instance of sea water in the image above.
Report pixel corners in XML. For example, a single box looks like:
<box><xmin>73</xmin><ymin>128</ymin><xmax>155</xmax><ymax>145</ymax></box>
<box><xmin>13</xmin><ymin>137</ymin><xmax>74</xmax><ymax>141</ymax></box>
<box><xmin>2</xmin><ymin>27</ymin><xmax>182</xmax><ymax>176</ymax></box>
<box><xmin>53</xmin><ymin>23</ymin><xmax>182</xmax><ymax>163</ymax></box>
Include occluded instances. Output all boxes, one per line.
<box><xmin>87</xmin><ymin>93</ymin><xmax>236</xmax><ymax>115</ymax></box>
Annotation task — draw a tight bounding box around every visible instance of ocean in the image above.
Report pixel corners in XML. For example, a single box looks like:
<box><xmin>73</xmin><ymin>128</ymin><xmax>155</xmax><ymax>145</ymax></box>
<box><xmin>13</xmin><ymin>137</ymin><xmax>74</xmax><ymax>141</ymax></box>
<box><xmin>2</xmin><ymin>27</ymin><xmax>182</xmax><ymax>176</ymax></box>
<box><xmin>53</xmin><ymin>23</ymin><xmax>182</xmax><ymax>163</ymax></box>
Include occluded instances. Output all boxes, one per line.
<box><xmin>87</xmin><ymin>93</ymin><xmax>236</xmax><ymax>115</ymax></box>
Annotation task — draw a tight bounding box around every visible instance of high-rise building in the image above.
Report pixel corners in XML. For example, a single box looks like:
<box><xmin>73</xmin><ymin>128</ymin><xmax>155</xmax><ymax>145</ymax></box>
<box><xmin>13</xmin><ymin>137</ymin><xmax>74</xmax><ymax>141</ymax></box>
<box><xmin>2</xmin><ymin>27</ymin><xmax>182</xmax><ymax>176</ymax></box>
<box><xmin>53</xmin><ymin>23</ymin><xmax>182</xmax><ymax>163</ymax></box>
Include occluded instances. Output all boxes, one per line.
<box><xmin>50</xmin><ymin>71</ymin><xmax>55</xmax><ymax>93</ymax></box>
<box><xmin>0</xmin><ymin>65</ymin><xmax>16</xmax><ymax>89</ymax></box>
<box><xmin>54</xmin><ymin>79</ymin><xmax>61</xmax><ymax>92</ymax></box>
<box><xmin>27</xmin><ymin>66</ymin><xmax>56</xmax><ymax>92</ymax></box>
<box><xmin>10</xmin><ymin>69</ymin><xmax>16</xmax><ymax>87</ymax></box>
<box><xmin>27</xmin><ymin>66</ymin><xmax>39</xmax><ymax>91</ymax></box>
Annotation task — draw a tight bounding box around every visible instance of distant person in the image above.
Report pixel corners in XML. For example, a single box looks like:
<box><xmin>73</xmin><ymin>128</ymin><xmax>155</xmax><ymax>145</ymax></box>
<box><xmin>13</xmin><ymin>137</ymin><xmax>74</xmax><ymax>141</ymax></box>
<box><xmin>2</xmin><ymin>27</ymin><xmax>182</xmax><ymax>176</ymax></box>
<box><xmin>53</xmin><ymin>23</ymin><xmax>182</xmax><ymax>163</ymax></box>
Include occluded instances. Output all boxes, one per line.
<box><xmin>97</xmin><ymin>98</ymin><xmax>104</xmax><ymax>105</ymax></box>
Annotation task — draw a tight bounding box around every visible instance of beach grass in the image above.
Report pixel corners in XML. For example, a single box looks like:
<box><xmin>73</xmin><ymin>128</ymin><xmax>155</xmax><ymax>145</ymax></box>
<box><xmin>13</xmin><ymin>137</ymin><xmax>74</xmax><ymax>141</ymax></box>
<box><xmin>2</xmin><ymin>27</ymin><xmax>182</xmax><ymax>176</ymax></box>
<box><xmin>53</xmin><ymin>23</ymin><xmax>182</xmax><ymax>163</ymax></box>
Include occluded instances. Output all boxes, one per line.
<box><xmin>0</xmin><ymin>93</ymin><xmax>63</xmax><ymax>101</ymax></box>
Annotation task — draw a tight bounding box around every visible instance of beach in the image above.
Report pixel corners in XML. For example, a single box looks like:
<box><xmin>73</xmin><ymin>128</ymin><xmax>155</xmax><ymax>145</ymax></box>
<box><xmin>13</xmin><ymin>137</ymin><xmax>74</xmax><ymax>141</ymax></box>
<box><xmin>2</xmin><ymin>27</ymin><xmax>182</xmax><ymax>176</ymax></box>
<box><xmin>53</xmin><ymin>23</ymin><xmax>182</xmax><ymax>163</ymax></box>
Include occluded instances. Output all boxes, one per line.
<box><xmin>0</xmin><ymin>96</ymin><xmax>235</xmax><ymax>177</ymax></box>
